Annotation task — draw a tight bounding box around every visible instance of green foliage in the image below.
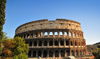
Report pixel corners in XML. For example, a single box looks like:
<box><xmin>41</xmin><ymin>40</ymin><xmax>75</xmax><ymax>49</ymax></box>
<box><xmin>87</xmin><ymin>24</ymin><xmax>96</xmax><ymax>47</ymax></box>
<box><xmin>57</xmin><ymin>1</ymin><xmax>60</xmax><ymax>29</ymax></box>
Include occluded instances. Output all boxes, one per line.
<box><xmin>92</xmin><ymin>48</ymin><xmax>100</xmax><ymax>59</ymax></box>
<box><xmin>1</xmin><ymin>37</ymin><xmax>29</xmax><ymax>59</ymax></box>
<box><xmin>0</xmin><ymin>0</ymin><xmax>7</xmax><ymax>54</ymax></box>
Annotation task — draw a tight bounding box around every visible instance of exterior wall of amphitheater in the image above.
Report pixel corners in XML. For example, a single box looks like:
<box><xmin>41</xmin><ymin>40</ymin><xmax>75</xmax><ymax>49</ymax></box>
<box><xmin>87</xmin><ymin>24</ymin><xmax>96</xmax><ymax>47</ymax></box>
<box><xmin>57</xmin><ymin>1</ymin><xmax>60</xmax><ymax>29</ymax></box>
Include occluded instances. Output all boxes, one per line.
<box><xmin>15</xmin><ymin>19</ymin><xmax>87</xmax><ymax>58</ymax></box>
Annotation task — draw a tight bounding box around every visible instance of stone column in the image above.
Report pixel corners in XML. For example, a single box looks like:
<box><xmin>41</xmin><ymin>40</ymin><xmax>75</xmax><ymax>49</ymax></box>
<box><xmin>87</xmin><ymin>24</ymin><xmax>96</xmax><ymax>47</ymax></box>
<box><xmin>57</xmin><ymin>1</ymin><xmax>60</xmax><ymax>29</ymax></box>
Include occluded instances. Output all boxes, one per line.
<box><xmin>64</xmin><ymin>39</ymin><xmax>66</xmax><ymax>47</ymax></box>
<box><xmin>43</xmin><ymin>32</ymin><xmax>45</xmax><ymax>37</ymax></box>
<box><xmin>32</xmin><ymin>41</ymin><xmax>34</xmax><ymax>47</ymax></box>
<box><xmin>65</xmin><ymin>50</ymin><xmax>67</xmax><ymax>57</ymax></box>
<box><xmin>63</xmin><ymin>31</ymin><xmax>65</xmax><ymax>37</ymax></box>
<box><xmin>38</xmin><ymin>32</ymin><xmax>40</xmax><ymax>37</ymax></box>
<box><xmin>58</xmin><ymin>31</ymin><xmax>60</xmax><ymax>37</ymax></box>
<box><xmin>48</xmin><ymin>32</ymin><xmax>49</xmax><ymax>37</ymax></box>
<box><xmin>59</xmin><ymin>50</ymin><xmax>61</xmax><ymax>58</ymax></box>
<box><xmin>47</xmin><ymin>50</ymin><xmax>49</xmax><ymax>57</ymax></box>
<box><xmin>37</xmin><ymin>40</ymin><xmax>39</xmax><ymax>47</ymax></box>
<box><xmin>67</xmin><ymin>31</ymin><xmax>69</xmax><ymax>37</ymax></box>
<box><xmin>42</xmin><ymin>41</ymin><xmax>44</xmax><ymax>47</ymax></box>
<box><xmin>41</xmin><ymin>50</ymin><xmax>43</xmax><ymax>58</ymax></box>
<box><xmin>53</xmin><ymin>32</ymin><xmax>55</xmax><ymax>37</ymax></box>
<box><xmin>59</xmin><ymin>39</ymin><xmax>60</xmax><ymax>47</ymax></box>
<box><xmin>31</xmin><ymin>51</ymin><xmax>33</xmax><ymax>57</ymax></box>
<box><xmin>47</xmin><ymin>40</ymin><xmax>49</xmax><ymax>47</ymax></box>
<box><xmin>53</xmin><ymin>39</ymin><xmax>55</xmax><ymax>47</ymax></box>
<box><xmin>75</xmin><ymin>50</ymin><xmax>76</xmax><ymax>56</ymax></box>
<box><xmin>78</xmin><ymin>50</ymin><xmax>80</xmax><ymax>56</ymax></box>
<box><xmin>70</xmin><ymin>49</ymin><xmax>72</xmax><ymax>56</ymax></box>
<box><xmin>36</xmin><ymin>50</ymin><xmax>38</xmax><ymax>57</ymax></box>
<box><xmin>25</xmin><ymin>34</ymin><xmax>27</xmax><ymax>39</ymax></box>
<box><xmin>53</xmin><ymin>50</ymin><xmax>55</xmax><ymax>58</ymax></box>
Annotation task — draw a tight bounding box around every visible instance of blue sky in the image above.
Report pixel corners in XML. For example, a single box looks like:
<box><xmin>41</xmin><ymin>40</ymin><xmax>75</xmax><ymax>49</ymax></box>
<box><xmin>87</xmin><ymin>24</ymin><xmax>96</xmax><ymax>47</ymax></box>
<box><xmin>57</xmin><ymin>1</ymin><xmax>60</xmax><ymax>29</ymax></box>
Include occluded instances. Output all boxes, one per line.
<box><xmin>3</xmin><ymin>0</ymin><xmax>100</xmax><ymax>45</ymax></box>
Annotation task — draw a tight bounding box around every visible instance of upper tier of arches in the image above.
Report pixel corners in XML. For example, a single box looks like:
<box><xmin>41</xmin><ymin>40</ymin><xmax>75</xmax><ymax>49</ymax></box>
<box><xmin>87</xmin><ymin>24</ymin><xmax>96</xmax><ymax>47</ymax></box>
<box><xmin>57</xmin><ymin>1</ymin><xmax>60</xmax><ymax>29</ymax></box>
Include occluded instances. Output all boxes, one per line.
<box><xmin>15</xmin><ymin>19</ymin><xmax>82</xmax><ymax>35</ymax></box>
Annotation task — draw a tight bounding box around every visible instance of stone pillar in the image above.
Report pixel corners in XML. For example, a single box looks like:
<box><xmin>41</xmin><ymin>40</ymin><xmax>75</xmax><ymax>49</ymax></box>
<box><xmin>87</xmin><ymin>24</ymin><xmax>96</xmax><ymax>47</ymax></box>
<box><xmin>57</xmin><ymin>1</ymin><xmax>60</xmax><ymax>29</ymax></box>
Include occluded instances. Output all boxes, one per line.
<box><xmin>32</xmin><ymin>41</ymin><xmax>34</xmax><ymax>47</ymax></box>
<box><xmin>59</xmin><ymin>50</ymin><xmax>61</xmax><ymax>58</ymax></box>
<box><xmin>59</xmin><ymin>39</ymin><xmax>60</xmax><ymax>47</ymax></box>
<box><xmin>67</xmin><ymin>31</ymin><xmax>69</xmax><ymax>37</ymax></box>
<box><xmin>25</xmin><ymin>34</ymin><xmax>27</xmax><ymax>39</ymax></box>
<box><xmin>53</xmin><ymin>50</ymin><xmax>55</xmax><ymax>58</ymax></box>
<box><xmin>36</xmin><ymin>50</ymin><xmax>38</xmax><ymax>57</ymax></box>
<box><xmin>63</xmin><ymin>31</ymin><xmax>65</xmax><ymax>37</ymax></box>
<box><xmin>58</xmin><ymin>31</ymin><xmax>60</xmax><ymax>37</ymax></box>
<box><xmin>53</xmin><ymin>32</ymin><xmax>55</xmax><ymax>37</ymax></box>
<box><xmin>53</xmin><ymin>39</ymin><xmax>55</xmax><ymax>47</ymax></box>
<box><xmin>65</xmin><ymin>50</ymin><xmax>67</xmax><ymax>57</ymax></box>
<box><xmin>43</xmin><ymin>32</ymin><xmax>45</xmax><ymax>37</ymax></box>
<box><xmin>47</xmin><ymin>50</ymin><xmax>49</xmax><ymax>57</ymax></box>
<box><xmin>41</xmin><ymin>50</ymin><xmax>43</xmax><ymax>58</ymax></box>
<box><xmin>31</xmin><ymin>51</ymin><xmax>33</xmax><ymax>57</ymax></box>
<box><xmin>70</xmin><ymin>49</ymin><xmax>72</xmax><ymax>56</ymax></box>
<box><xmin>42</xmin><ymin>41</ymin><xmax>44</xmax><ymax>47</ymax></box>
<box><xmin>75</xmin><ymin>50</ymin><xmax>76</xmax><ymax>56</ymax></box>
<box><xmin>78</xmin><ymin>50</ymin><xmax>80</xmax><ymax>56</ymax></box>
<box><xmin>37</xmin><ymin>40</ymin><xmax>39</xmax><ymax>47</ymax></box>
<box><xmin>47</xmin><ymin>40</ymin><xmax>49</xmax><ymax>47</ymax></box>
<box><xmin>48</xmin><ymin>32</ymin><xmax>49</xmax><ymax>37</ymax></box>
<box><xmin>64</xmin><ymin>39</ymin><xmax>66</xmax><ymax>47</ymax></box>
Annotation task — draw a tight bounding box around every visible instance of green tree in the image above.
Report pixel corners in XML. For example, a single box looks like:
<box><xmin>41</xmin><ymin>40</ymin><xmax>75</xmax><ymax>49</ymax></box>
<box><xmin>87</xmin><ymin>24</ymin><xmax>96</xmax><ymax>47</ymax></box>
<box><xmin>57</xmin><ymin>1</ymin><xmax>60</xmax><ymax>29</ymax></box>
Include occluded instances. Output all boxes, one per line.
<box><xmin>92</xmin><ymin>48</ymin><xmax>100</xmax><ymax>59</ymax></box>
<box><xmin>1</xmin><ymin>37</ymin><xmax>29</xmax><ymax>59</ymax></box>
<box><xmin>0</xmin><ymin>0</ymin><xmax>7</xmax><ymax>54</ymax></box>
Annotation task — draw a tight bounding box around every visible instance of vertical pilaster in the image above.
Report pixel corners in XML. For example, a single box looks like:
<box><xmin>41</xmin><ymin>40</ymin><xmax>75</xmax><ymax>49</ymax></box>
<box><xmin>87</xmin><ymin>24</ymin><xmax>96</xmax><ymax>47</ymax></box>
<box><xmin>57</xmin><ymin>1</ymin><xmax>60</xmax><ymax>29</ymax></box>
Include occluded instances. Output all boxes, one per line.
<box><xmin>53</xmin><ymin>32</ymin><xmax>55</xmax><ymax>37</ymax></box>
<box><xmin>67</xmin><ymin>31</ymin><xmax>69</xmax><ymax>37</ymax></box>
<box><xmin>63</xmin><ymin>31</ymin><xmax>65</xmax><ymax>37</ymax></box>
<box><xmin>65</xmin><ymin>50</ymin><xmax>67</xmax><ymax>57</ymax></box>
<box><xmin>36</xmin><ymin>50</ymin><xmax>38</xmax><ymax>57</ymax></box>
<box><xmin>37</xmin><ymin>40</ymin><xmax>39</xmax><ymax>47</ymax></box>
<box><xmin>64</xmin><ymin>39</ymin><xmax>66</xmax><ymax>47</ymax></box>
<box><xmin>31</xmin><ymin>51</ymin><xmax>33</xmax><ymax>57</ymax></box>
<box><xmin>53</xmin><ymin>50</ymin><xmax>55</xmax><ymax>58</ymax></box>
<box><xmin>48</xmin><ymin>32</ymin><xmax>49</xmax><ymax>37</ymax></box>
<box><xmin>47</xmin><ymin>40</ymin><xmax>49</xmax><ymax>47</ymax></box>
<box><xmin>58</xmin><ymin>31</ymin><xmax>60</xmax><ymax>37</ymax></box>
<box><xmin>41</xmin><ymin>50</ymin><xmax>43</xmax><ymax>58</ymax></box>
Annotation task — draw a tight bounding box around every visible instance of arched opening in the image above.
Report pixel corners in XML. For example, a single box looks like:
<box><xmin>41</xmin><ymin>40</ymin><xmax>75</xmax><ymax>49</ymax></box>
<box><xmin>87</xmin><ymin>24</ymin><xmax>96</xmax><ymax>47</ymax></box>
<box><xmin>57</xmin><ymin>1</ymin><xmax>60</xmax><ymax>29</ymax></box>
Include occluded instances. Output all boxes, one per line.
<box><xmin>35</xmin><ymin>33</ymin><xmax>38</xmax><ymax>37</ymax></box>
<box><xmin>34</xmin><ymin>41</ymin><xmax>37</xmax><ymax>46</ymax></box>
<box><xmin>33</xmin><ymin>51</ymin><xmax>36</xmax><ymax>57</ymax></box>
<box><xmin>49</xmin><ymin>41</ymin><xmax>53</xmax><ymax>46</ymax></box>
<box><xmin>31</xmin><ymin>33</ymin><xmax>33</xmax><ymax>37</ymax></box>
<box><xmin>44</xmin><ymin>32</ymin><xmax>48</xmax><ymax>37</ymax></box>
<box><xmin>69</xmin><ymin>32</ymin><xmax>71</xmax><ymax>36</ymax></box>
<box><xmin>76</xmin><ymin>50</ymin><xmax>78</xmax><ymax>56</ymax></box>
<box><xmin>61</xmin><ymin>50</ymin><xmax>65</xmax><ymax>57</ymax></box>
<box><xmin>25</xmin><ymin>41</ymin><xmax>28</xmax><ymax>44</ymax></box>
<box><xmin>71</xmin><ymin>41</ymin><xmax>73</xmax><ymax>45</ymax></box>
<box><xmin>65</xmin><ymin>32</ymin><xmax>67</xmax><ymax>36</ymax></box>
<box><xmin>39</xmin><ymin>41</ymin><xmax>42</xmax><ymax>46</ymax></box>
<box><xmin>43</xmin><ymin>51</ymin><xmax>47</xmax><ymax>57</ymax></box>
<box><xmin>55</xmin><ymin>50</ymin><xmax>59</xmax><ymax>57</ymax></box>
<box><xmin>60</xmin><ymin>31</ymin><xmax>63</xmax><ymax>36</ymax></box>
<box><xmin>66</xmin><ymin>40</ymin><xmax>69</xmax><ymax>45</ymax></box>
<box><xmin>60</xmin><ymin>40</ymin><xmax>64</xmax><ymax>46</ymax></box>
<box><xmin>55</xmin><ymin>32</ymin><xmax>58</xmax><ymax>37</ymax></box>
<box><xmin>49</xmin><ymin>32</ymin><xmax>53</xmax><ymax>37</ymax></box>
<box><xmin>72</xmin><ymin>50</ymin><xmax>74</xmax><ymax>56</ymax></box>
<box><xmin>75</xmin><ymin>41</ymin><xmax>77</xmax><ymax>46</ymax></box>
<box><xmin>55</xmin><ymin>40</ymin><xmax>58</xmax><ymax>46</ymax></box>
<box><xmin>76</xmin><ymin>33</ymin><xmax>78</xmax><ymax>37</ymax></box>
<box><xmin>44</xmin><ymin>41</ymin><xmax>47</xmax><ymax>46</ymax></box>
<box><xmin>28</xmin><ymin>51</ymin><xmax>31</xmax><ymax>57</ymax></box>
<box><xmin>29</xmin><ymin>41</ymin><xmax>32</xmax><ymax>46</ymax></box>
<box><xmin>27</xmin><ymin>34</ymin><xmax>30</xmax><ymax>38</ymax></box>
<box><xmin>38</xmin><ymin>51</ymin><xmax>41</xmax><ymax>57</ymax></box>
<box><xmin>49</xmin><ymin>50</ymin><xmax>53</xmax><ymax>57</ymax></box>
<box><xmin>66</xmin><ymin>50</ymin><xmax>70</xmax><ymax>56</ymax></box>
<box><xmin>73</xmin><ymin>33</ymin><xmax>75</xmax><ymax>37</ymax></box>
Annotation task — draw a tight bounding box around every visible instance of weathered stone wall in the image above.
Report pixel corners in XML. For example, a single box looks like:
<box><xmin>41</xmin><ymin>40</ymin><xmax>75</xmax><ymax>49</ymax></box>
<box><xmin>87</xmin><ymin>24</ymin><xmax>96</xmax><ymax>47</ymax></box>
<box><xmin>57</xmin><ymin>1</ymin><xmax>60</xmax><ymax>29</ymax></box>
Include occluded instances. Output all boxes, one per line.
<box><xmin>15</xmin><ymin>19</ymin><xmax>82</xmax><ymax>35</ymax></box>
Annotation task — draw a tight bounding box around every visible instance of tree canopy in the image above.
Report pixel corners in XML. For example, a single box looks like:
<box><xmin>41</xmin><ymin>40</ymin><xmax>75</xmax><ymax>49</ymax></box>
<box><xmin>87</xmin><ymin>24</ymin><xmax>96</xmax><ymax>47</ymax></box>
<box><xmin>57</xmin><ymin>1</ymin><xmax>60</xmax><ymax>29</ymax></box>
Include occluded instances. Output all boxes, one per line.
<box><xmin>92</xmin><ymin>48</ymin><xmax>100</xmax><ymax>59</ymax></box>
<box><xmin>1</xmin><ymin>37</ymin><xmax>29</xmax><ymax>59</ymax></box>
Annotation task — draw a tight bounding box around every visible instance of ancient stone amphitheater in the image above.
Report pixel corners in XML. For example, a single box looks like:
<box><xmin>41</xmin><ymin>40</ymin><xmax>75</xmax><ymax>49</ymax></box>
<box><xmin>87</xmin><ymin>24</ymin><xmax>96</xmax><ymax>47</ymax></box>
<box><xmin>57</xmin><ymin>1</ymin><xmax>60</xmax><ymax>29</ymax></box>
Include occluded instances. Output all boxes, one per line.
<box><xmin>15</xmin><ymin>19</ymin><xmax>87</xmax><ymax>58</ymax></box>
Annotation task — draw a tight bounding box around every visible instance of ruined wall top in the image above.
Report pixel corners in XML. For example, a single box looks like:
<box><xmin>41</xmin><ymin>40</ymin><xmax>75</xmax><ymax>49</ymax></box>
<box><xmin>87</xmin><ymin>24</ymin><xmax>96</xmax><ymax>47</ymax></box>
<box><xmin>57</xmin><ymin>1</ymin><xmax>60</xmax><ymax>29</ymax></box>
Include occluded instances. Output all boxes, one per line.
<box><xmin>15</xmin><ymin>19</ymin><xmax>82</xmax><ymax>35</ymax></box>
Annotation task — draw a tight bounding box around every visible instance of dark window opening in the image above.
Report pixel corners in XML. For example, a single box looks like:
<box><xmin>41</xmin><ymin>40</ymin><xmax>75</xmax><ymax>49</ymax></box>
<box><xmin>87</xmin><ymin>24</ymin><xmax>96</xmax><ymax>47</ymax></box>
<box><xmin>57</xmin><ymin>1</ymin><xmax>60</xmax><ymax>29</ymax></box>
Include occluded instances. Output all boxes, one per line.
<box><xmin>41</xmin><ymin>24</ymin><xmax>42</xmax><ymax>26</ymax></box>
<box><xmin>43</xmin><ymin>51</ymin><xmax>47</xmax><ymax>57</ymax></box>
<box><xmin>28</xmin><ymin>51</ymin><xmax>31</xmax><ymax>57</ymax></box>
<box><xmin>35</xmin><ymin>33</ymin><xmax>38</xmax><ymax>37</ymax></box>
<box><xmin>55</xmin><ymin>51</ymin><xmax>59</xmax><ymax>57</ymax></box>
<box><xmin>50</xmin><ymin>23</ymin><xmax>52</xmax><ymax>25</ymax></box>
<box><xmin>60</xmin><ymin>40</ymin><xmax>64</xmax><ymax>46</ymax></box>
<box><xmin>66</xmin><ymin>40</ymin><xmax>69</xmax><ymax>45</ymax></box>
<box><xmin>49</xmin><ymin>41</ymin><xmax>53</xmax><ymax>46</ymax></box>
<box><xmin>61</xmin><ymin>50</ymin><xmax>65</xmax><ymax>57</ymax></box>
<box><xmin>60</xmin><ymin>23</ymin><xmax>62</xmax><ymax>25</ymax></box>
<box><xmin>29</xmin><ymin>41</ymin><xmax>32</xmax><ymax>46</ymax></box>
<box><xmin>33</xmin><ymin>51</ymin><xmax>36</xmax><ymax>57</ymax></box>
<box><xmin>55</xmin><ymin>41</ymin><xmax>58</xmax><ymax>46</ymax></box>
<box><xmin>72</xmin><ymin>50</ymin><xmax>74</xmax><ymax>56</ymax></box>
<box><xmin>66</xmin><ymin>50</ymin><xmax>70</xmax><ymax>56</ymax></box>
<box><xmin>49</xmin><ymin>51</ymin><xmax>53</xmax><ymax>57</ymax></box>
<box><xmin>38</xmin><ymin>51</ymin><xmax>41</xmax><ymax>57</ymax></box>
<box><xmin>34</xmin><ymin>41</ymin><xmax>37</xmax><ymax>46</ymax></box>
<box><xmin>44</xmin><ymin>41</ymin><xmax>47</xmax><ymax>46</ymax></box>
<box><xmin>39</xmin><ymin>41</ymin><xmax>42</xmax><ymax>46</ymax></box>
<box><xmin>69</xmin><ymin>24</ymin><xmax>71</xmax><ymax>26</ymax></box>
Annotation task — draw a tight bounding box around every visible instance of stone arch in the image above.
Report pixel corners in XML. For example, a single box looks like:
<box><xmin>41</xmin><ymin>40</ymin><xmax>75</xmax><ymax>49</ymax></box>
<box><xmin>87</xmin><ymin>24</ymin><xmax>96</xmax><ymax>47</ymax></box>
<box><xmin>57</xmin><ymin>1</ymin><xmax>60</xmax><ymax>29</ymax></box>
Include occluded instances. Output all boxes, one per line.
<box><xmin>28</xmin><ymin>51</ymin><xmax>31</xmax><ymax>57</ymax></box>
<box><xmin>38</xmin><ymin>51</ymin><xmax>41</xmax><ymax>57</ymax></box>
<box><xmin>39</xmin><ymin>41</ymin><xmax>42</xmax><ymax>46</ymax></box>
<box><xmin>65</xmin><ymin>32</ymin><xmax>67</xmax><ymax>36</ymax></box>
<box><xmin>61</xmin><ymin>50</ymin><xmax>65</xmax><ymax>57</ymax></box>
<box><xmin>44</xmin><ymin>41</ymin><xmax>47</xmax><ymax>46</ymax></box>
<box><xmin>34</xmin><ymin>41</ymin><xmax>37</xmax><ymax>46</ymax></box>
<box><xmin>60</xmin><ymin>40</ymin><xmax>64</xmax><ymax>46</ymax></box>
<box><xmin>66</xmin><ymin>40</ymin><xmax>69</xmax><ymax>45</ymax></box>
<box><xmin>43</xmin><ymin>50</ymin><xmax>47</xmax><ymax>57</ymax></box>
<box><xmin>29</xmin><ymin>41</ymin><xmax>32</xmax><ymax>46</ymax></box>
<box><xmin>33</xmin><ymin>51</ymin><xmax>36</xmax><ymax>57</ymax></box>
<box><xmin>49</xmin><ymin>41</ymin><xmax>53</xmax><ymax>46</ymax></box>
<box><xmin>75</xmin><ymin>41</ymin><xmax>77</xmax><ymax>46</ymax></box>
<box><xmin>55</xmin><ymin>50</ymin><xmax>59</xmax><ymax>57</ymax></box>
<box><xmin>71</xmin><ymin>50</ymin><xmax>74</xmax><ymax>56</ymax></box>
<box><xmin>49</xmin><ymin>50</ymin><xmax>53</xmax><ymax>57</ymax></box>
<box><xmin>55</xmin><ymin>40</ymin><xmax>58</xmax><ymax>46</ymax></box>
<box><xmin>66</xmin><ymin>50</ymin><xmax>70</xmax><ymax>56</ymax></box>
<box><xmin>70</xmin><ymin>41</ymin><xmax>73</xmax><ymax>45</ymax></box>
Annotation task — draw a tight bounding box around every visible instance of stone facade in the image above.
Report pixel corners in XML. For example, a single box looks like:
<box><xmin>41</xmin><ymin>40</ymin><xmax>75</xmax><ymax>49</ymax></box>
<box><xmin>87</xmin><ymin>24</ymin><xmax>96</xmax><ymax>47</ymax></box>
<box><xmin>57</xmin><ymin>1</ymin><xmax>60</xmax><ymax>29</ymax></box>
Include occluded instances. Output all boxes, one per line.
<box><xmin>15</xmin><ymin>19</ymin><xmax>87</xmax><ymax>58</ymax></box>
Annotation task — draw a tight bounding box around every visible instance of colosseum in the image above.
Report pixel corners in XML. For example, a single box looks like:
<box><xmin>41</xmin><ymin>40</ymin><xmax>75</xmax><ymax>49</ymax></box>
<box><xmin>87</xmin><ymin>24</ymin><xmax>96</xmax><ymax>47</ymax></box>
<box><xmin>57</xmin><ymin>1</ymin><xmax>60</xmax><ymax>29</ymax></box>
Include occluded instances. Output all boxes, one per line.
<box><xmin>15</xmin><ymin>19</ymin><xmax>91</xmax><ymax>59</ymax></box>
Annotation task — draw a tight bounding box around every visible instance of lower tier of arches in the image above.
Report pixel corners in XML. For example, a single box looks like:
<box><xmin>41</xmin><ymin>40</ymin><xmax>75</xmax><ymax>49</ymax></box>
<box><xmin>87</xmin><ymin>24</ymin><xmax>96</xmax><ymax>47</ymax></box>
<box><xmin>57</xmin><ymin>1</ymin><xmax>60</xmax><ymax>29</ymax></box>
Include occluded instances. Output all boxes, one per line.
<box><xmin>28</xmin><ymin>49</ymin><xmax>86</xmax><ymax>58</ymax></box>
